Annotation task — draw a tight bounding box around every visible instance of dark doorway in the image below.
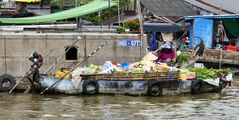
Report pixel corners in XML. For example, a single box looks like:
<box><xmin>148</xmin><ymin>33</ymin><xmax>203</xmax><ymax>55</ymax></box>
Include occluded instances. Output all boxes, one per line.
<box><xmin>65</xmin><ymin>46</ymin><xmax>78</xmax><ymax>60</ymax></box>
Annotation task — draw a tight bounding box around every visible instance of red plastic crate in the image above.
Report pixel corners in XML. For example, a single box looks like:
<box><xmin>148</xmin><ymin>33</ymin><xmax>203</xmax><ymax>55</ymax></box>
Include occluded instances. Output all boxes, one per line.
<box><xmin>225</xmin><ymin>45</ymin><xmax>237</xmax><ymax>51</ymax></box>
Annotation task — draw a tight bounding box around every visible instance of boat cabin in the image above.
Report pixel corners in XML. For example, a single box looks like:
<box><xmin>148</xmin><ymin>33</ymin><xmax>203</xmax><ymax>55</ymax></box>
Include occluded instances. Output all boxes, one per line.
<box><xmin>184</xmin><ymin>14</ymin><xmax>239</xmax><ymax>70</ymax></box>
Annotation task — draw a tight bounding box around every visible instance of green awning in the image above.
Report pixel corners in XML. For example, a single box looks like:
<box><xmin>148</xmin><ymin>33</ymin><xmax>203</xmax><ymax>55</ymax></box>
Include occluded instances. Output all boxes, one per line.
<box><xmin>223</xmin><ymin>19</ymin><xmax>239</xmax><ymax>39</ymax></box>
<box><xmin>0</xmin><ymin>0</ymin><xmax>117</xmax><ymax>24</ymax></box>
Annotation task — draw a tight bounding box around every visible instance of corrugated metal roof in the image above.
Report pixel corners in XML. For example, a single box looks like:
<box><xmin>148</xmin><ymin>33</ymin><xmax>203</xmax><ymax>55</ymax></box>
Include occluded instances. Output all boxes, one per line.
<box><xmin>141</xmin><ymin>0</ymin><xmax>197</xmax><ymax>16</ymax></box>
<box><xmin>185</xmin><ymin>0</ymin><xmax>239</xmax><ymax>14</ymax></box>
<box><xmin>205</xmin><ymin>0</ymin><xmax>239</xmax><ymax>13</ymax></box>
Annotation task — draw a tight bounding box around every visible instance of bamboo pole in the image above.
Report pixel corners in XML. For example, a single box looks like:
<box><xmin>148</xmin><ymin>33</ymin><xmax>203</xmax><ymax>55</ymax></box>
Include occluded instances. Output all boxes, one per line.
<box><xmin>40</xmin><ymin>41</ymin><xmax>108</xmax><ymax>95</ymax></box>
<box><xmin>44</xmin><ymin>36</ymin><xmax>81</xmax><ymax>74</ymax></box>
<box><xmin>137</xmin><ymin>0</ymin><xmax>144</xmax><ymax>58</ymax></box>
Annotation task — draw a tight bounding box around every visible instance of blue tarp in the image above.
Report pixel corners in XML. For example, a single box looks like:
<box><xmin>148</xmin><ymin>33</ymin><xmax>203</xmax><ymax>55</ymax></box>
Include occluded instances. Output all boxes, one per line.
<box><xmin>149</xmin><ymin>32</ymin><xmax>157</xmax><ymax>51</ymax></box>
<box><xmin>185</xmin><ymin>14</ymin><xmax>239</xmax><ymax>48</ymax></box>
<box><xmin>189</xmin><ymin>18</ymin><xmax>213</xmax><ymax>48</ymax></box>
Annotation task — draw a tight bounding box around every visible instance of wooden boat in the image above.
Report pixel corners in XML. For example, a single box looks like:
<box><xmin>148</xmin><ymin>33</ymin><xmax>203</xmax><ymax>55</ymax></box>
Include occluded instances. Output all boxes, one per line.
<box><xmin>34</xmin><ymin>71</ymin><xmax>231</xmax><ymax>96</ymax></box>
<box><xmin>15</xmin><ymin>42</ymin><xmax>231</xmax><ymax>96</ymax></box>
<box><xmin>27</xmin><ymin>43</ymin><xmax>231</xmax><ymax>96</ymax></box>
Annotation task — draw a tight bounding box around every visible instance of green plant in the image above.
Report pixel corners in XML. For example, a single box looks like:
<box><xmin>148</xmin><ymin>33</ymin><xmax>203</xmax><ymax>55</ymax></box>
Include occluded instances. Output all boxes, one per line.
<box><xmin>51</xmin><ymin>0</ymin><xmax>93</xmax><ymax>6</ymax></box>
<box><xmin>85</xmin><ymin>15</ymin><xmax>100</xmax><ymax>24</ymax></box>
<box><xmin>116</xmin><ymin>27</ymin><xmax>125</xmax><ymax>33</ymax></box>
<box><xmin>177</xmin><ymin>52</ymin><xmax>189</xmax><ymax>63</ymax></box>
<box><xmin>123</xmin><ymin>18</ymin><xmax>140</xmax><ymax>31</ymax></box>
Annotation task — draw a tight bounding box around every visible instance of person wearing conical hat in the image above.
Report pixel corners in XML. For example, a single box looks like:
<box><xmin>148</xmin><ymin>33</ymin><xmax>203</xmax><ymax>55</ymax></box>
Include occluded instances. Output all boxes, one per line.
<box><xmin>154</xmin><ymin>42</ymin><xmax>176</xmax><ymax>63</ymax></box>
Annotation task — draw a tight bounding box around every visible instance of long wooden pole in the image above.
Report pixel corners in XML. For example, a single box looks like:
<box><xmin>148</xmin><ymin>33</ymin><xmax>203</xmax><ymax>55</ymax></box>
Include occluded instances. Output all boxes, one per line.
<box><xmin>23</xmin><ymin>49</ymin><xmax>54</xmax><ymax>94</ymax></box>
<box><xmin>118</xmin><ymin>0</ymin><xmax>120</xmax><ymax>27</ymax></box>
<box><xmin>40</xmin><ymin>41</ymin><xmax>108</xmax><ymax>95</ymax></box>
<box><xmin>9</xmin><ymin>49</ymin><xmax>54</xmax><ymax>93</ymax></box>
<box><xmin>137</xmin><ymin>0</ymin><xmax>144</xmax><ymax>58</ymax></box>
<box><xmin>4</xmin><ymin>36</ymin><xmax>7</xmax><ymax>73</ymax></box>
<box><xmin>44</xmin><ymin>36</ymin><xmax>81</xmax><ymax>74</ymax></box>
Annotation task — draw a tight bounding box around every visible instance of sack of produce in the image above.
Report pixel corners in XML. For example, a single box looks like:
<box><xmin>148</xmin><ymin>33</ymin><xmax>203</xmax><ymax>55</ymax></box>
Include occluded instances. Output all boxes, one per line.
<box><xmin>142</xmin><ymin>52</ymin><xmax>157</xmax><ymax>61</ymax></box>
<box><xmin>88</xmin><ymin>64</ymin><xmax>103</xmax><ymax>73</ymax></box>
<box><xmin>55</xmin><ymin>71</ymin><xmax>72</xmax><ymax>79</ymax></box>
<box><xmin>223</xmin><ymin>73</ymin><xmax>233</xmax><ymax>81</ymax></box>
<box><xmin>120</xmin><ymin>62</ymin><xmax>129</xmax><ymax>70</ymax></box>
<box><xmin>202</xmin><ymin>78</ymin><xmax>220</xmax><ymax>87</ymax></box>
<box><xmin>186</xmin><ymin>72</ymin><xmax>196</xmax><ymax>79</ymax></box>
<box><xmin>179</xmin><ymin>68</ymin><xmax>195</xmax><ymax>80</ymax></box>
<box><xmin>103</xmin><ymin>61</ymin><xmax>114</xmax><ymax>70</ymax></box>
<box><xmin>101</xmin><ymin>66</ymin><xmax>117</xmax><ymax>73</ymax></box>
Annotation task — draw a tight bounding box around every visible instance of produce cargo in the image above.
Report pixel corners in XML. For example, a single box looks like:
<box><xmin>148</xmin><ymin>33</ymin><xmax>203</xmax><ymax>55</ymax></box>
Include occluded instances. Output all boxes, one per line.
<box><xmin>80</xmin><ymin>71</ymin><xmax>179</xmax><ymax>81</ymax></box>
<box><xmin>24</xmin><ymin>55</ymin><xmax>233</xmax><ymax>96</ymax></box>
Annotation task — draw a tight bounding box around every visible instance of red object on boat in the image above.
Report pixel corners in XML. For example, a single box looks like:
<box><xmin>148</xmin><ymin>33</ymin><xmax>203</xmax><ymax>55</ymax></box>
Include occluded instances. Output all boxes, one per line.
<box><xmin>225</xmin><ymin>45</ymin><xmax>237</xmax><ymax>52</ymax></box>
<box><xmin>61</xmin><ymin>67</ymin><xmax>71</xmax><ymax>72</ymax></box>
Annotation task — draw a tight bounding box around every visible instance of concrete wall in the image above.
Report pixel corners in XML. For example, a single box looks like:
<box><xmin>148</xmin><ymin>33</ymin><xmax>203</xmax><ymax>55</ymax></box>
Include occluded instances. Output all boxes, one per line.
<box><xmin>0</xmin><ymin>32</ymin><xmax>147</xmax><ymax>76</ymax></box>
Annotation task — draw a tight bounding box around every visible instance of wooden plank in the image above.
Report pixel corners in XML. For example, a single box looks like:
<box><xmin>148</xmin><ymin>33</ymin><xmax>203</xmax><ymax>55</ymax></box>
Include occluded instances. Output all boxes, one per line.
<box><xmin>80</xmin><ymin>72</ymin><xmax>179</xmax><ymax>81</ymax></box>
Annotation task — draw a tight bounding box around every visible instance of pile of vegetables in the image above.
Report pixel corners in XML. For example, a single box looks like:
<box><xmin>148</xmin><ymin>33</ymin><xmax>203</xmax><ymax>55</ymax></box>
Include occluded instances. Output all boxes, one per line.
<box><xmin>187</xmin><ymin>67</ymin><xmax>230</xmax><ymax>79</ymax></box>
<box><xmin>177</xmin><ymin>52</ymin><xmax>190</xmax><ymax>63</ymax></box>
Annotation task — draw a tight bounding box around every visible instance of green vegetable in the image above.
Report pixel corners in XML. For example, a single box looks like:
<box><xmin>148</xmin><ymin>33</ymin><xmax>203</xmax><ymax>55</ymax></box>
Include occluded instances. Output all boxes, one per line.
<box><xmin>186</xmin><ymin>67</ymin><xmax>229</xmax><ymax>79</ymax></box>
<box><xmin>177</xmin><ymin>52</ymin><xmax>189</xmax><ymax>63</ymax></box>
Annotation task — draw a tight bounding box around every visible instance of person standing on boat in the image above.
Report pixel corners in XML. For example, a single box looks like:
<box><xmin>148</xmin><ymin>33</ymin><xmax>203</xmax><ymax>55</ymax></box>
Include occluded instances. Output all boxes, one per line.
<box><xmin>153</xmin><ymin>42</ymin><xmax>176</xmax><ymax>64</ymax></box>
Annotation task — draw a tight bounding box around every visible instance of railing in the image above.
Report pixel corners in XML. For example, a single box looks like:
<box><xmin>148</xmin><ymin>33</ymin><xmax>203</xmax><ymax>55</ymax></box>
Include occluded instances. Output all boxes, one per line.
<box><xmin>80</xmin><ymin>71</ymin><xmax>179</xmax><ymax>81</ymax></box>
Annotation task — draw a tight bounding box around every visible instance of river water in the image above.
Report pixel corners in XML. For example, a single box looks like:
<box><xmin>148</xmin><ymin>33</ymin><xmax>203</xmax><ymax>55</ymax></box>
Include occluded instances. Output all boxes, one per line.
<box><xmin>1</xmin><ymin>78</ymin><xmax>239</xmax><ymax>120</ymax></box>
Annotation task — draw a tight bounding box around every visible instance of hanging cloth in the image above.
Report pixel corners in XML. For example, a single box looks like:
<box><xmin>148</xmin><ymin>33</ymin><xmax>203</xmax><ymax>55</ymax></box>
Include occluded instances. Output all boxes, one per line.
<box><xmin>149</xmin><ymin>32</ymin><xmax>157</xmax><ymax>51</ymax></box>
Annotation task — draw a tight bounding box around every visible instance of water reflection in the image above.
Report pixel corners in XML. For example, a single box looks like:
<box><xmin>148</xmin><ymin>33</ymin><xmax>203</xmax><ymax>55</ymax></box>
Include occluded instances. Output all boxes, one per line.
<box><xmin>0</xmin><ymin>79</ymin><xmax>239</xmax><ymax>120</ymax></box>
<box><xmin>0</xmin><ymin>90</ymin><xmax>238</xmax><ymax>120</ymax></box>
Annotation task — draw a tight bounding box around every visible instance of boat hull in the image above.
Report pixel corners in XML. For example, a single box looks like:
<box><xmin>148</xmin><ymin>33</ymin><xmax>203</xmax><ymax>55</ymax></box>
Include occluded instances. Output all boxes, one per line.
<box><xmin>39</xmin><ymin>76</ymin><xmax>228</xmax><ymax>96</ymax></box>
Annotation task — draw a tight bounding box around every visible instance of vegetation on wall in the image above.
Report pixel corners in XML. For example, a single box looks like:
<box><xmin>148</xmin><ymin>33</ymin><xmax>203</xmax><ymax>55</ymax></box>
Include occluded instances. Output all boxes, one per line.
<box><xmin>49</xmin><ymin>0</ymin><xmax>131</xmax><ymax>25</ymax></box>
<box><xmin>123</xmin><ymin>18</ymin><xmax>140</xmax><ymax>31</ymax></box>
<box><xmin>84</xmin><ymin>0</ymin><xmax>131</xmax><ymax>25</ymax></box>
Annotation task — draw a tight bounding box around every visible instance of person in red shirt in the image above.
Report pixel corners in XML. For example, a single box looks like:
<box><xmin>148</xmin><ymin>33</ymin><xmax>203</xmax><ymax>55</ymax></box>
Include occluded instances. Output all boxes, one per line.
<box><xmin>154</xmin><ymin>42</ymin><xmax>176</xmax><ymax>63</ymax></box>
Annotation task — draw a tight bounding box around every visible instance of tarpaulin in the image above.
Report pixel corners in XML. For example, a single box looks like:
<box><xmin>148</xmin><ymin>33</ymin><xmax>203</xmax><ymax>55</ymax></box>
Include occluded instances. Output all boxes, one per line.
<box><xmin>149</xmin><ymin>32</ymin><xmax>157</xmax><ymax>51</ymax></box>
<box><xmin>0</xmin><ymin>0</ymin><xmax>117</xmax><ymax>24</ymax></box>
<box><xmin>223</xmin><ymin>19</ymin><xmax>239</xmax><ymax>39</ymax></box>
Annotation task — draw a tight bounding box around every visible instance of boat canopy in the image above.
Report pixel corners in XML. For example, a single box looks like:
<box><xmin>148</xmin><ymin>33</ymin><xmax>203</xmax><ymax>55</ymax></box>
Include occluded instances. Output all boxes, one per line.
<box><xmin>185</xmin><ymin>14</ymin><xmax>239</xmax><ymax>42</ymax></box>
<box><xmin>143</xmin><ymin>23</ymin><xmax>185</xmax><ymax>32</ymax></box>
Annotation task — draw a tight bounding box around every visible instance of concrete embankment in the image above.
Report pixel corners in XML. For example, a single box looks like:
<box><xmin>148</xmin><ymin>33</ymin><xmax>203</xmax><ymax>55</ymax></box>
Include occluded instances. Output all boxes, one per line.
<box><xmin>0</xmin><ymin>32</ymin><xmax>147</xmax><ymax>77</ymax></box>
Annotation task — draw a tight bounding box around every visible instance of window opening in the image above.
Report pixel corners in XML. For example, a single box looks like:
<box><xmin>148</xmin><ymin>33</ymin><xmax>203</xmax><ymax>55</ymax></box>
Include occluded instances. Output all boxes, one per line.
<box><xmin>65</xmin><ymin>46</ymin><xmax>78</xmax><ymax>60</ymax></box>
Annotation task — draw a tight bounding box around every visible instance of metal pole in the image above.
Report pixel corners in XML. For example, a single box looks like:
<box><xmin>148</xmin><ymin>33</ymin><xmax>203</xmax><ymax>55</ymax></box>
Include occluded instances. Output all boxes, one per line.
<box><xmin>99</xmin><ymin>11</ymin><xmax>102</xmax><ymax>29</ymax></box>
<box><xmin>75</xmin><ymin>0</ymin><xmax>80</xmax><ymax>29</ymax></box>
<box><xmin>108</xmin><ymin>0</ymin><xmax>111</xmax><ymax>29</ymax></box>
<box><xmin>118</xmin><ymin>0</ymin><xmax>120</xmax><ymax>27</ymax></box>
<box><xmin>137</xmin><ymin>0</ymin><xmax>144</xmax><ymax>58</ymax></box>
<box><xmin>219</xmin><ymin>48</ymin><xmax>222</xmax><ymax>69</ymax></box>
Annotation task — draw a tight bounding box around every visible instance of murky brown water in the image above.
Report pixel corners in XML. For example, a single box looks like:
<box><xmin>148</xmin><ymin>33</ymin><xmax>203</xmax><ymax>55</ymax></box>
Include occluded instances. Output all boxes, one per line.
<box><xmin>1</xmin><ymin>77</ymin><xmax>239</xmax><ymax>120</ymax></box>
